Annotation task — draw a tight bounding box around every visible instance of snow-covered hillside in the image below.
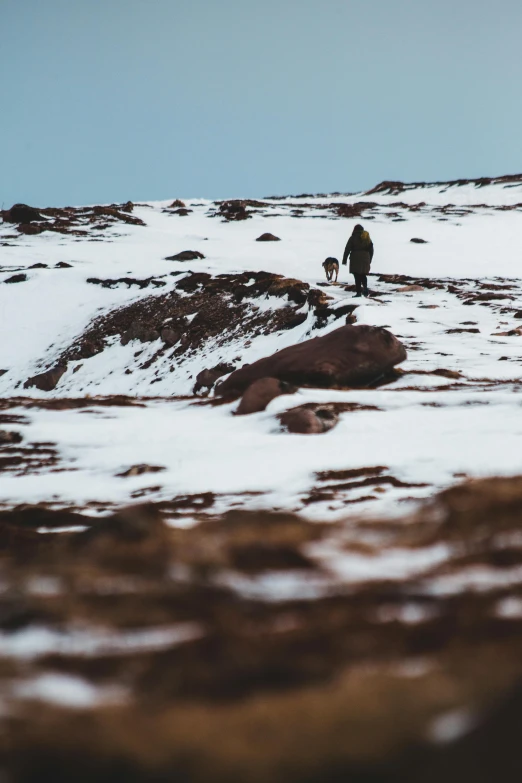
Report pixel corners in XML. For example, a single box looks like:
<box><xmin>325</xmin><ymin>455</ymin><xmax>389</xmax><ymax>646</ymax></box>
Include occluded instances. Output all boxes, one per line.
<box><xmin>2</xmin><ymin>175</ymin><xmax>522</xmax><ymax>520</ymax></box>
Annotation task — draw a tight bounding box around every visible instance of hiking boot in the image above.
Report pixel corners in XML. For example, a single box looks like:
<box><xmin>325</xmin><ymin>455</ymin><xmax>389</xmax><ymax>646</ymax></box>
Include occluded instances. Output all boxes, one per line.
<box><xmin>353</xmin><ymin>293</ymin><xmax>362</xmax><ymax>298</ymax></box>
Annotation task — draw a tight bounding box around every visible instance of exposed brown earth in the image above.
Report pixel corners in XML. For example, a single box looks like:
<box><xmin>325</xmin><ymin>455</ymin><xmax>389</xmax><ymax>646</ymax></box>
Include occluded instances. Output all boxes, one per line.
<box><xmin>25</xmin><ymin>272</ymin><xmax>352</xmax><ymax>392</ymax></box>
<box><xmin>1</xmin><ymin>478</ymin><xmax>522</xmax><ymax>780</ymax></box>
<box><xmin>1</xmin><ymin>201</ymin><xmax>145</xmax><ymax>237</ymax></box>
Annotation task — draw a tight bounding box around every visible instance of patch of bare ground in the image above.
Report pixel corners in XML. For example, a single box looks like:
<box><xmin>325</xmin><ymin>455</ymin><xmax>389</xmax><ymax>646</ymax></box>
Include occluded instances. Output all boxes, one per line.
<box><xmin>2</xmin><ymin>478</ymin><xmax>522</xmax><ymax>779</ymax></box>
<box><xmin>0</xmin><ymin>396</ymin><xmax>153</xmax><ymax>411</ymax></box>
<box><xmin>27</xmin><ymin>272</ymin><xmax>339</xmax><ymax>390</ymax></box>
<box><xmin>1</xmin><ymin>201</ymin><xmax>144</xmax><ymax>237</ymax></box>
<box><xmin>303</xmin><ymin>465</ymin><xmax>428</xmax><ymax>505</ymax></box>
<box><xmin>0</xmin><ymin>424</ymin><xmax>61</xmax><ymax>474</ymax></box>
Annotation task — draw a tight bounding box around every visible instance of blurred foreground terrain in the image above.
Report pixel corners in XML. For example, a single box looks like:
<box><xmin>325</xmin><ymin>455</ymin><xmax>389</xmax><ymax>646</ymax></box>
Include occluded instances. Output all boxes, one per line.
<box><xmin>1</xmin><ymin>477</ymin><xmax>522</xmax><ymax>781</ymax></box>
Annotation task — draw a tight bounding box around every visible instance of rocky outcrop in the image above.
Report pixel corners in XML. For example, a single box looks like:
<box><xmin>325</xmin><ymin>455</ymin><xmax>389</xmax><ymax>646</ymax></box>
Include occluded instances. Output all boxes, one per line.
<box><xmin>164</xmin><ymin>250</ymin><xmax>205</xmax><ymax>261</ymax></box>
<box><xmin>217</xmin><ymin>200</ymin><xmax>252</xmax><ymax>221</ymax></box>
<box><xmin>58</xmin><ymin>272</ymin><xmax>315</xmax><ymax>371</ymax></box>
<box><xmin>278</xmin><ymin>404</ymin><xmax>339</xmax><ymax>434</ymax></box>
<box><xmin>256</xmin><ymin>233</ymin><xmax>280</xmax><ymax>241</ymax></box>
<box><xmin>236</xmin><ymin>377</ymin><xmax>297</xmax><ymax>415</ymax></box>
<box><xmin>24</xmin><ymin>365</ymin><xmax>67</xmax><ymax>392</ymax></box>
<box><xmin>2</xmin><ymin>203</ymin><xmax>44</xmax><ymax>223</ymax></box>
<box><xmin>2</xmin><ymin>202</ymin><xmax>145</xmax><ymax>237</ymax></box>
<box><xmin>4</xmin><ymin>273</ymin><xmax>27</xmax><ymax>284</ymax></box>
<box><xmin>217</xmin><ymin>324</ymin><xmax>407</xmax><ymax>396</ymax></box>
<box><xmin>17</xmin><ymin>223</ymin><xmax>45</xmax><ymax>235</ymax></box>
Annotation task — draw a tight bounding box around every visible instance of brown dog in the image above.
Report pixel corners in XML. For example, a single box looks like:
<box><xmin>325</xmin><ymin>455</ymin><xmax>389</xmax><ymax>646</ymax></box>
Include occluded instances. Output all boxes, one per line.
<box><xmin>322</xmin><ymin>257</ymin><xmax>339</xmax><ymax>283</ymax></box>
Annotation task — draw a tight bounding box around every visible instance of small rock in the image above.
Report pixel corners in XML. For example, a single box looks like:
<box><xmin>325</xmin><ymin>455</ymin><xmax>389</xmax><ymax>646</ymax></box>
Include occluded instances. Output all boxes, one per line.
<box><xmin>29</xmin><ymin>263</ymin><xmax>48</xmax><ymax>269</ymax></box>
<box><xmin>194</xmin><ymin>363</ymin><xmax>235</xmax><ymax>393</ymax></box>
<box><xmin>218</xmin><ymin>201</ymin><xmax>251</xmax><ymax>221</ymax></box>
<box><xmin>410</xmin><ymin>237</ymin><xmax>428</xmax><ymax>243</ymax></box>
<box><xmin>492</xmin><ymin>327</ymin><xmax>522</xmax><ymax>337</ymax></box>
<box><xmin>5</xmin><ymin>273</ymin><xmax>27</xmax><ymax>284</ymax></box>
<box><xmin>307</xmin><ymin>288</ymin><xmax>333</xmax><ymax>307</ymax></box>
<box><xmin>17</xmin><ymin>223</ymin><xmax>44</xmax><ymax>235</ymax></box>
<box><xmin>256</xmin><ymin>233</ymin><xmax>281</xmax><ymax>242</ymax></box>
<box><xmin>164</xmin><ymin>250</ymin><xmax>205</xmax><ymax>261</ymax></box>
<box><xmin>77</xmin><ymin>340</ymin><xmax>103</xmax><ymax>359</ymax></box>
<box><xmin>117</xmin><ymin>464</ymin><xmax>166</xmax><ymax>478</ymax></box>
<box><xmin>0</xmin><ymin>430</ymin><xmax>23</xmax><ymax>444</ymax></box>
<box><xmin>282</xmin><ymin>312</ymin><xmax>308</xmax><ymax>330</ymax></box>
<box><xmin>161</xmin><ymin>328</ymin><xmax>181</xmax><ymax>347</ymax></box>
<box><xmin>24</xmin><ymin>365</ymin><xmax>67</xmax><ymax>392</ymax></box>
<box><xmin>168</xmin><ymin>200</ymin><xmax>186</xmax><ymax>208</ymax></box>
<box><xmin>236</xmin><ymin>377</ymin><xmax>297</xmax><ymax>415</ymax></box>
<box><xmin>55</xmin><ymin>262</ymin><xmax>72</xmax><ymax>268</ymax></box>
<box><xmin>121</xmin><ymin>322</ymin><xmax>160</xmax><ymax>346</ymax></box>
<box><xmin>279</xmin><ymin>405</ymin><xmax>339</xmax><ymax>434</ymax></box>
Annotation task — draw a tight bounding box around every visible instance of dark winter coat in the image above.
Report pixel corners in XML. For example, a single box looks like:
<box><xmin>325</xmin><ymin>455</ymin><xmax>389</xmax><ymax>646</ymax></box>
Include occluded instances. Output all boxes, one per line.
<box><xmin>342</xmin><ymin>226</ymin><xmax>374</xmax><ymax>274</ymax></box>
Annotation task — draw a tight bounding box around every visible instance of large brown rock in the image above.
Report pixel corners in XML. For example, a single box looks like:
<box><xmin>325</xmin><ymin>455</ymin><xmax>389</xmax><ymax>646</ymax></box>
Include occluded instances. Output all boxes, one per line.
<box><xmin>24</xmin><ymin>365</ymin><xmax>67</xmax><ymax>392</ymax></box>
<box><xmin>236</xmin><ymin>377</ymin><xmax>297</xmax><ymax>415</ymax></box>
<box><xmin>217</xmin><ymin>324</ymin><xmax>407</xmax><ymax>396</ymax></box>
<box><xmin>3</xmin><ymin>203</ymin><xmax>44</xmax><ymax>223</ymax></box>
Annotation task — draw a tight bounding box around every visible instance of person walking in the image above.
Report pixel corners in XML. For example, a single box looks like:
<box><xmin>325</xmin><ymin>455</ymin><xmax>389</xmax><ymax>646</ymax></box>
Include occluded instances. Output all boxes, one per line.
<box><xmin>342</xmin><ymin>224</ymin><xmax>374</xmax><ymax>297</ymax></box>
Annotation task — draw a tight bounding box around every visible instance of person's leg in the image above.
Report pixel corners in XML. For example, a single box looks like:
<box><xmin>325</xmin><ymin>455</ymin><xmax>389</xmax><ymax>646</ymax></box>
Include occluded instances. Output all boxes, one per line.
<box><xmin>361</xmin><ymin>274</ymin><xmax>368</xmax><ymax>296</ymax></box>
<box><xmin>353</xmin><ymin>273</ymin><xmax>362</xmax><ymax>296</ymax></box>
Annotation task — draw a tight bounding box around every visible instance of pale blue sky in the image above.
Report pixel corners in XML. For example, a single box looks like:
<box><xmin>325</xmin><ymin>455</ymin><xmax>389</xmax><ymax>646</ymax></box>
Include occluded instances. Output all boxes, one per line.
<box><xmin>2</xmin><ymin>0</ymin><xmax>521</xmax><ymax>206</ymax></box>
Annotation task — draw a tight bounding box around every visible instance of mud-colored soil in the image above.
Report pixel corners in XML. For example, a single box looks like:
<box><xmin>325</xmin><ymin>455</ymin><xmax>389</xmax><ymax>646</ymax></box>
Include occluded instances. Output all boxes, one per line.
<box><xmin>1</xmin><ymin>478</ymin><xmax>522</xmax><ymax>780</ymax></box>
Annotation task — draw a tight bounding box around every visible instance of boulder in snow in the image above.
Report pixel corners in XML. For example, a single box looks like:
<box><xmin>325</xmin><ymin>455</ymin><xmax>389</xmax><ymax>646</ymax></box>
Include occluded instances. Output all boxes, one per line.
<box><xmin>256</xmin><ymin>233</ymin><xmax>281</xmax><ymax>242</ymax></box>
<box><xmin>410</xmin><ymin>237</ymin><xmax>428</xmax><ymax>243</ymax></box>
<box><xmin>4</xmin><ymin>274</ymin><xmax>27</xmax><ymax>284</ymax></box>
<box><xmin>216</xmin><ymin>324</ymin><xmax>407</xmax><ymax>396</ymax></box>
<box><xmin>164</xmin><ymin>250</ymin><xmax>205</xmax><ymax>261</ymax></box>
<box><xmin>194</xmin><ymin>363</ymin><xmax>235</xmax><ymax>393</ymax></box>
<box><xmin>278</xmin><ymin>404</ymin><xmax>339</xmax><ymax>434</ymax></box>
<box><xmin>0</xmin><ymin>430</ymin><xmax>22</xmax><ymax>444</ymax></box>
<box><xmin>236</xmin><ymin>377</ymin><xmax>297</xmax><ymax>415</ymax></box>
<box><xmin>24</xmin><ymin>365</ymin><xmax>67</xmax><ymax>392</ymax></box>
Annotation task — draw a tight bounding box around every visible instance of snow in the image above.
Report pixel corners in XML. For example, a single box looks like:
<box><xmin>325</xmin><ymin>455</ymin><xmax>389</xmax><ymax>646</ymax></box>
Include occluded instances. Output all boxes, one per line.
<box><xmin>11</xmin><ymin>674</ymin><xmax>126</xmax><ymax>709</ymax></box>
<box><xmin>428</xmin><ymin>707</ymin><xmax>478</xmax><ymax>744</ymax></box>
<box><xmin>2</xmin><ymin>178</ymin><xmax>522</xmax><ymax>524</ymax></box>
<box><xmin>0</xmin><ymin>622</ymin><xmax>204</xmax><ymax>659</ymax></box>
